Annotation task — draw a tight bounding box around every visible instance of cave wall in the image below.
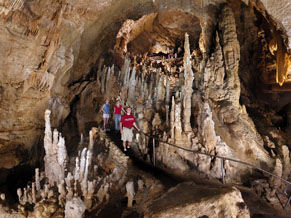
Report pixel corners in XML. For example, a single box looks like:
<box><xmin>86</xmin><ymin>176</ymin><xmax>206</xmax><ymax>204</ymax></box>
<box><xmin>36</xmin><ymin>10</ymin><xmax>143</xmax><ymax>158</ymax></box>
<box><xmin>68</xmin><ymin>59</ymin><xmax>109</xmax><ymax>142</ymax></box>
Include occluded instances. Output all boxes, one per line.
<box><xmin>0</xmin><ymin>0</ymin><xmax>290</xmax><ymax>171</ymax></box>
<box><xmin>69</xmin><ymin>2</ymin><xmax>290</xmax><ymax>184</ymax></box>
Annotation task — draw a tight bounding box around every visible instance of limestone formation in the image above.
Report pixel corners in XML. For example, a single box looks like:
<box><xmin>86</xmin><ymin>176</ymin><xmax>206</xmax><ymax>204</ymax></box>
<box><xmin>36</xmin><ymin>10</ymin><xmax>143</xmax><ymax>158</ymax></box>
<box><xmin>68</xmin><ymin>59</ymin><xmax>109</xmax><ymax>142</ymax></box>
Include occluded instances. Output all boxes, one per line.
<box><xmin>126</xmin><ymin>181</ymin><xmax>135</xmax><ymax>208</ymax></box>
<box><xmin>182</xmin><ymin>33</ymin><xmax>194</xmax><ymax>133</ymax></box>
<box><xmin>144</xmin><ymin>182</ymin><xmax>250</xmax><ymax>218</ymax></box>
<box><xmin>44</xmin><ymin>109</ymin><xmax>67</xmax><ymax>186</ymax></box>
<box><xmin>65</xmin><ymin>197</ymin><xmax>86</xmax><ymax>218</ymax></box>
<box><xmin>0</xmin><ymin>0</ymin><xmax>291</xmax><ymax>217</ymax></box>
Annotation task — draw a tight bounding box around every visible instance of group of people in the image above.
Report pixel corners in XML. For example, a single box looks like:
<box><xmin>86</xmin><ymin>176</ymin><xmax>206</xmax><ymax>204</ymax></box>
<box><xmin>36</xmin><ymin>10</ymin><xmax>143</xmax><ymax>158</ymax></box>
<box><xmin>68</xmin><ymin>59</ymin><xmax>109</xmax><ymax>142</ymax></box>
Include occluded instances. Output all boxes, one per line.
<box><xmin>102</xmin><ymin>99</ymin><xmax>140</xmax><ymax>151</ymax></box>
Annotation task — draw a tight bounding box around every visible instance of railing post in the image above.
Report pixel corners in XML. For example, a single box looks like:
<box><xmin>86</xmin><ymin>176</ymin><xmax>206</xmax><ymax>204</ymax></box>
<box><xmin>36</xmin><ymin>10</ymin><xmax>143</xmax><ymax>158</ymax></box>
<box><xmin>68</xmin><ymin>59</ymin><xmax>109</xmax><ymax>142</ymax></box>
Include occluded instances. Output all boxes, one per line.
<box><xmin>284</xmin><ymin>195</ymin><xmax>291</xmax><ymax>210</ymax></box>
<box><xmin>153</xmin><ymin>138</ymin><xmax>155</xmax><ymax>166</ymax></box>
<box><xmin>221</xmin><ymin>158</ymin><xmax>225</xmax><ymax>184</ymax></box>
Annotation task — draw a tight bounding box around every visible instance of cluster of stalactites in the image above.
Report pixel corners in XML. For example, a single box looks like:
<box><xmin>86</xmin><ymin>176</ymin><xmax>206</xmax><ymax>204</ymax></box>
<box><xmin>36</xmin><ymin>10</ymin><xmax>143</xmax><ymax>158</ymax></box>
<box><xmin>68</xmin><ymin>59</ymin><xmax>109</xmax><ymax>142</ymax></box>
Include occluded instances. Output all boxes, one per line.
<box><xmin>269</xmin><ymin>30</ymin><xmax>291</xmax><ymax>86</ymax></box>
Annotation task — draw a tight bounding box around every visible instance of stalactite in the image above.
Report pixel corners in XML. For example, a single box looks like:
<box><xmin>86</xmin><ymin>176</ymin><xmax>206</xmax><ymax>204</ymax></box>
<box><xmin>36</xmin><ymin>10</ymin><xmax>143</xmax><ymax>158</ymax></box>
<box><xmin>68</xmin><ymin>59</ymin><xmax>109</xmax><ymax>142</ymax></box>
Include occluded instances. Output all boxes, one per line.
<box><xmin>23</xmin><ymin>70</ymin><xmax>55</xmax><ymax>93</ymax></box>
<box><xmin>156</xmin><ymin>76</ymin><xmax>165</xmax><ymax>110</ymax></box>
<box><xmin>183</xmin><ymin>33</ymin><xmax>194</xmax><ymax>132</ymax></box>
<box><xmin>128</xmin><ymin>66</ymin><xmax>137</xmax><ymax>104</ymax></box>
<box><xmin>105</xmin><ymin>66</ymin><xmax>111</xmax><ymax>93</ymax></box>
<box><xmin>153</xmin><ymin>69</ymin><xmax>161</xmax><ymax>109</ymax></box>
<box><xmin>100</xmin><ymin>66</ymin><xmax>107</xmax><ymax>94</ymax></box>
<box><xmin>120</xmin><ymin>58</ymin><xmax>131</xmax><ymax>82</ymax></box>
<box><xmin>269</xmin><ymin>31</ymin><xmax>291</xmax><ymax>86</ymax></box>
<box><xmin>0</xmin><ymin>0</ymin><xmax>23</xmax><ymax>15</ymax></box>
<box><xmin>140</xmin><ymin>68</ymin><xmax>146</xmax><ymax>102</ymax></box>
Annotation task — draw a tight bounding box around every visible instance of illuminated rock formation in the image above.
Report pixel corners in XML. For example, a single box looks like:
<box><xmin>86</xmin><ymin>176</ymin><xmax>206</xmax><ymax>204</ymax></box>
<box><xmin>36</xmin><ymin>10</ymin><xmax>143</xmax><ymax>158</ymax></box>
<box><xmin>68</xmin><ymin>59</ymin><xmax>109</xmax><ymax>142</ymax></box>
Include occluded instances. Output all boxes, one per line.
<box><xmin>0</xmin><ymin>0</ymin><xmax>291</xmax><ymax>216</ymax></box>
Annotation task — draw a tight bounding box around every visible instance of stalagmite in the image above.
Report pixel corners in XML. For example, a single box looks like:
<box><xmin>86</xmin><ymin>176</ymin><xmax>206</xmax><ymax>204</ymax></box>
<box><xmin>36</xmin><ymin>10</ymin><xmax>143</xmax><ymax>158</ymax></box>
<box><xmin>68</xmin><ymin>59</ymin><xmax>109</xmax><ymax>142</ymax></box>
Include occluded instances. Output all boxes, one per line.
<box><xmin>218</xmin><ymin>4</ymin><xmax>240</xmax><ymax>108</ymax></box>
<box><xmin>44</xmin><ymin>109</ymin><xmax>67</xmax><ymax>186</ymax></box>
<box><xmin>32</xmin><ymin>183</ymin><xmax>36</xmax><ymax>204</ymax></box>
<box><xmin>35</xmin><ymin>168</ymin><xmax>40</xmax><ymax>192</ymax></box>
<box><xmin>138</xmin><ymin>179</ymin><xmax>144</xmax><ymax>191</ymax></box>
<box><xmin>80</xmin><ymin>148</ymin><xmax>87</xmax><ymax>182</ymax></box>
<box><xmin>0</xmin><ymin>193</ymin><xmax>5</xmax><ymax>201</ymax></box>
<box><xmin>126</xmin><ymin>181</ymin><xmax>135</xmax><ymax>208</ymax></box>
<box><xmin>183</xmin><ymin>33</ymin><xmax>194</xmax><ymax>132</ymax></box>
<box><xmin>57</xmin><ymin>134</ymin><xmax>67</xmax><ymax>168</ymax></box>
<box><xmin>17</xmin><ymin>188</ymin><xmax>22</xmax><ymax>205</ymax></box>
<box><xmin>57</xmin><ymin>182</ymin><xmax>65</xmax><ymax>205</ymax></box>
<box><xmin>89</xmin><ymin>130</ymin><xmax>94</xmax><ymax>151</ymax></box>
<box><xmin>174</xmin><ymin>102</ymin><xmax>182</xmax><ymax>140</ymax></box>
<box><xmin>97</xmin><ymin>183</ymin><xmax>110</xmax><ymax>203</ymax></box>
<box><xmin>44</xmin><ymin>184</ymin><xmax>49</xmax><ymax>199</ymax></box>
<box><xmin>87</xmin><ymin>181</ymin><xmax>95</xmax><ymax>200</ymax></box>
<box><xmin>170</xmin><ymin>96</ymin><xmax>175</xmax><ymax>140</ymax></box>
<box><xmin>282</xmin><ymin>145</ymin><xmax>291</xmax><ymax>176</ymax></box>
<box><xmin>269</xmin><ymin>158</ymin><xmax>283</xmax><ymax>194</ymax></box>
<box><xmin>65</xmin><ymin>197</ymin><xmax>86</xmax><ymax>218</ymax></box>
<box><xmin>165</xmin><ymin>78</ymin><xmax>170</xmax><ymax>124</ymax></box>
<box><xmin>84</xmin><ymin>150</ymin><xmax>91</xmax><ymax>183</ymax></box>
<box><xmin>23</xmin><ymin>188</ymin><xmax>27</xmax><ymax>204</ymax></box>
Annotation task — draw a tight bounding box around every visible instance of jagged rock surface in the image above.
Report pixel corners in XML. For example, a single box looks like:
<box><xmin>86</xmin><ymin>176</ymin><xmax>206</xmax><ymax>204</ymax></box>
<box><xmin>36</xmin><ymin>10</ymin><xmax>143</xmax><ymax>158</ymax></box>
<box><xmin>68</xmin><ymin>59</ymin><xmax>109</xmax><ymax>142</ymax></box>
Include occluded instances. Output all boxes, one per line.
<box><xmin>0</xmin><ymin>0</ymin><xmax>290</xmax><ymax>169</ymax></box>
<box><xmin>144</xmin><ymin>182</ymin><xmax>250</xmax><ymax>218</ymax></box>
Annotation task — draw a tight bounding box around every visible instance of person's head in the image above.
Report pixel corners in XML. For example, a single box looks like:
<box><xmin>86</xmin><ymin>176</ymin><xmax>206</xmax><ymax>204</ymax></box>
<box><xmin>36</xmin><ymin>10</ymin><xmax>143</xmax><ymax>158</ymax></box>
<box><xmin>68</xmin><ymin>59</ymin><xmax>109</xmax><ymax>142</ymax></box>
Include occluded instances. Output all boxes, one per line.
<box><xmin>105</xmin><ymin>99</ymin><xmax>109</xmax><ymax>104</ymax></box>
<box><xmin>116</xmin><ymin>100</ymin><xmax>120</xmax><ymax>106</ymax></box>
<box><xmin>126</xmin><ymin>107</ymin><xmax>131</xmax><ymax>115</ymax></box>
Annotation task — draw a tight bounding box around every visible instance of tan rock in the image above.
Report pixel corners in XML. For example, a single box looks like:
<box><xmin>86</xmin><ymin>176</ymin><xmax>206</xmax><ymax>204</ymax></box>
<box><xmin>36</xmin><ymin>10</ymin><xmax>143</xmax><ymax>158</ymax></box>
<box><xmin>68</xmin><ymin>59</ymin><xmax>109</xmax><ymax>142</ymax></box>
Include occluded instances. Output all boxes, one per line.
<box><xmin>144</xmin><ymin>182</ymin><xmax>250</xmax><ymax>218</ymax></box>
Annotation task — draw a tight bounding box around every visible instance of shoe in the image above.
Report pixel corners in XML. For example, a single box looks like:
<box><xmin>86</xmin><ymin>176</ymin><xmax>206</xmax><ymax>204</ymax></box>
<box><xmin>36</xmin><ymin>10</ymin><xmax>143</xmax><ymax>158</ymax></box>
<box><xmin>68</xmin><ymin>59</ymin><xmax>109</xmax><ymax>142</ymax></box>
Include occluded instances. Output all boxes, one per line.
<box><xmin>124</xmin><ymin>147</ymin><xmax>127</xmax><ymax>151</ymax></box>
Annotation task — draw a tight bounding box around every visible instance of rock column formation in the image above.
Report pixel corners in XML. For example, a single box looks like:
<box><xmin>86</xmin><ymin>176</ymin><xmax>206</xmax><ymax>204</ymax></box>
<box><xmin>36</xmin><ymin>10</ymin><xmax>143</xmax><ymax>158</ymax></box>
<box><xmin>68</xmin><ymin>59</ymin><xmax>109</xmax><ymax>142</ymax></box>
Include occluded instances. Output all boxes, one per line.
<box><xmin>183</xmin><ymin>33</ymin><xmax>194</xmax><ymax>133</ymax></box>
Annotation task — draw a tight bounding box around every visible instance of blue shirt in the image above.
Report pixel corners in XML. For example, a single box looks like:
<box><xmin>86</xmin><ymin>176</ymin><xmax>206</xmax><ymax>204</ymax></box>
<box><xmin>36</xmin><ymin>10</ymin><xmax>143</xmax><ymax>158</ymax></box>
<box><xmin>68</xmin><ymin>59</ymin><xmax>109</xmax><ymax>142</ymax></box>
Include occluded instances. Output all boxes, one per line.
<box><xmin>103</xmin><ymin>104</ymin><xmax>110</xmax><ymax>114</ymax></box>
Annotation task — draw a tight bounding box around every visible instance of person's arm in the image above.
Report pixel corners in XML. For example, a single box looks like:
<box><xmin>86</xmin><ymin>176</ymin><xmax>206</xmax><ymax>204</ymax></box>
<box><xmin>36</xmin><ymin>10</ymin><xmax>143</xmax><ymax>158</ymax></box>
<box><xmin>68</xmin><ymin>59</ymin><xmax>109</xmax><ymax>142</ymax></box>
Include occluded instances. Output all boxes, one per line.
<box><xmin>120</xmin><ymin>122</ymin><xmax>123</xmax><ymax>134</ymax></box>
<box><xmin>102</xmin><ymin>104</ymin><xmax>105</xmax><ymax>113</ymax></box>
<box><xmin>121</xmin><ymin>106</ymin><xmax>126</xmax><ymax>113</ymax></box>
<box><xmin>133</xmin><ymin>122</ymin><xmax>140</xmax><ymax>132</ymax></box>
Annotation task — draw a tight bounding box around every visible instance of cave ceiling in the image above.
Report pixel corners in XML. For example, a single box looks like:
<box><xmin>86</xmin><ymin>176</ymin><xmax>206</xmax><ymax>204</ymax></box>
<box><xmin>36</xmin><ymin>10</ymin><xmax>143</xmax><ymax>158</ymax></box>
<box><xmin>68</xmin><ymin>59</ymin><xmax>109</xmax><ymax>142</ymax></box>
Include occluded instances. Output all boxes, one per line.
<box><xmin>0</xmin><ymin>0</ymin><xmax>290</xmax><ymax>169</ymax></box>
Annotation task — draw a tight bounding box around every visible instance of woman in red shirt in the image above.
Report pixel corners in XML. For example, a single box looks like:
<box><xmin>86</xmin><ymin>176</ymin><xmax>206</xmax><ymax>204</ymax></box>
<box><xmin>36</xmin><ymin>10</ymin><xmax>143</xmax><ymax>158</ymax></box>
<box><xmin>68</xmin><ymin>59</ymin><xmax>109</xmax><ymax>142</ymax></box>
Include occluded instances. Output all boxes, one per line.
<box><xmin>114</xmin><ymin>100</ymin><xmax>123</xmax><ymax>132</ymax></box>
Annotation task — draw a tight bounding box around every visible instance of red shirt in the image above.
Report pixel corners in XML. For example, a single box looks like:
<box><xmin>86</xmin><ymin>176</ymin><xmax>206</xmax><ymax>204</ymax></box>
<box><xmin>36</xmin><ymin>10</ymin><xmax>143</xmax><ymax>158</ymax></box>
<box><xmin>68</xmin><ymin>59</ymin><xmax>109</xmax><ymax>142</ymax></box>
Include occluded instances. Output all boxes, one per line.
<box><xmin>121</xmin><ymin>114</ymin><xmax>135</xmax><ymax>129</ymax></box>
<box><xmin>114</xmin><ymin>105</ymin><xmax>122</xmax><ymax>114</ymax></box>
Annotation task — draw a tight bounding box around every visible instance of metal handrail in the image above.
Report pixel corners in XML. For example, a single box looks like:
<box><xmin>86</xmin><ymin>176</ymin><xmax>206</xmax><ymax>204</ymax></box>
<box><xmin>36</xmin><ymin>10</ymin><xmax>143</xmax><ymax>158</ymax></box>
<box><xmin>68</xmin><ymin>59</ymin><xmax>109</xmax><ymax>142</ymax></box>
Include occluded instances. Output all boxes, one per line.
<box><xmin>139</xmin><ymin>131</ymin><xmax>291</xmax><ymax>209</ymax></box>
